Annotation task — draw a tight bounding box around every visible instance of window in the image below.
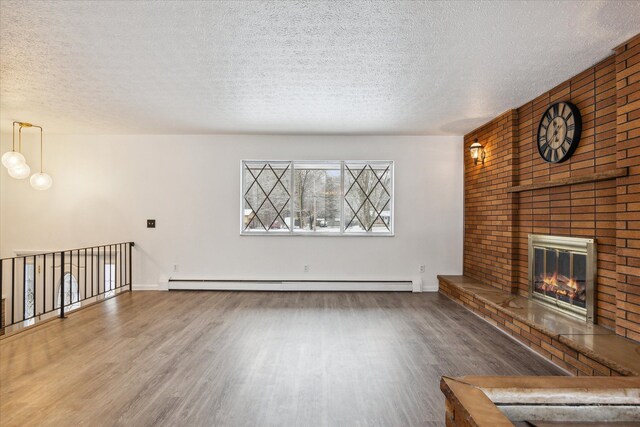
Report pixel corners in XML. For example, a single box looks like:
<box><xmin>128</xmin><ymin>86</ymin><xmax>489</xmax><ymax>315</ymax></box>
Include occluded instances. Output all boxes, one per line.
<box><xmin>24</xmin><ymin>262</ymin><xmax>35</xmax><ymax>319</ymax></box>
<box><xmin>105</xmin><ymin>264</ymin><xmax>116</xmax><ymax>291</ymax></box>
<box><xmin>293</xmin><ymin>162</ymin><xmax>342</xmax><ymax>233</ymax></box>
<box><xmin>57</xmin><ymin>273</ymin><xmax>80</xmax><ymax>311</ymax></box>
<box><xmin>344</xmin><ymin>161</ymin><xmax>393</xmax><ymax>233</ymax></box>
<box><xmin>241</xmin><ymin>160</ymin><xmax>393</xmax><ymax>235</ymax></box>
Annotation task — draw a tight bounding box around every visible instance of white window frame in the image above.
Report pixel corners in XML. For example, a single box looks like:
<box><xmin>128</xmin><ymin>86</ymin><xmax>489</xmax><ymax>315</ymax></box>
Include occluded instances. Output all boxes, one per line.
<box><xmin>240</xmin><ymin>160</ymin><xmax>394</xmax><ymax>236</ymax></box>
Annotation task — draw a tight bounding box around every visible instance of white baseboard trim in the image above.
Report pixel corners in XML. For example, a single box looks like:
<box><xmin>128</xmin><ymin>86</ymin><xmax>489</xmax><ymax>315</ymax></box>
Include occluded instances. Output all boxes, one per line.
<box><xmin>168</xmin><ymin>280</ymin><xmax>415</xmax><ymax>292</ymax></box>
<box><xmin>133</xmin><ymin>283</ymin><xmax>169</xmax><ymax>291</ymax></box>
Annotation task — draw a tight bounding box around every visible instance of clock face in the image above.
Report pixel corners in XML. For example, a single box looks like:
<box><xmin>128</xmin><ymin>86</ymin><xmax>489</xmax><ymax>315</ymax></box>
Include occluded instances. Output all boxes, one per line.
<box><xmin>537</xmin><ymin>102</ymin><xmax>582</xmax><ymax>163</ymax></box>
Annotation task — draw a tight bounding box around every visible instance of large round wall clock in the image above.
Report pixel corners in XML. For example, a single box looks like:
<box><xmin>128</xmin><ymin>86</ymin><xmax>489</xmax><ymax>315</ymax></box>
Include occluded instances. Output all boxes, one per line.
<box><xmin>536</xmin><ymin>101</ymin><xmax>582</xmax><ymax>163</ymax></box>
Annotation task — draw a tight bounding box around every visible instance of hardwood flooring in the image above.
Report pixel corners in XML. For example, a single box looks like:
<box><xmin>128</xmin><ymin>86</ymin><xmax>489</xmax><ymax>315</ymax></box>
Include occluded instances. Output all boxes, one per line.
<box><xmin>0</xmin><ymin>291</ymin><xmax>563</xmax><ymax>426</ymax></box>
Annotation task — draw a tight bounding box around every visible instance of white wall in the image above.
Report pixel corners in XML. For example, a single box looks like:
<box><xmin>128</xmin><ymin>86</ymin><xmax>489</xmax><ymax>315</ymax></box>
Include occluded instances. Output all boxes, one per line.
<box><xmin>0</xmin><ymin>134</ymin><xmax>463</xmax><ymax>290</ymax></box>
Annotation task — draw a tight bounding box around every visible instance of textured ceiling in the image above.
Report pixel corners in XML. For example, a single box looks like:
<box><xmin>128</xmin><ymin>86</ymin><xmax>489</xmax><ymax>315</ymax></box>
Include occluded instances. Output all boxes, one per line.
<box><xmin>1</xmin><ymin>1</ymin><xmax>639</xmax><ymax>135</ymax></box>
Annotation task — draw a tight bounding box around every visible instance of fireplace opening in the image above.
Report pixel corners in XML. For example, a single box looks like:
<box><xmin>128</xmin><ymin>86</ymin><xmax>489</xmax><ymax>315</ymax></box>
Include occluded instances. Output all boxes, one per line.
<box><xmin>528</xmin><ymin>235</ymin><xmax>596</xmax><ymax>323</ymax></box>
<box><xmin>533</xmin><ymin>248</ymin><xmax>587</xmax><ymax>309</ymax></box>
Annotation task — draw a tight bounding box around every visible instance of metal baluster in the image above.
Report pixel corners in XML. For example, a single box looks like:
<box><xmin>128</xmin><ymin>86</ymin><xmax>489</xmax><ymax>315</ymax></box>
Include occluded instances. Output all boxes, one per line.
<box><xmin>11</xmin><ymin>258</ymin><xmax>15</xmax><ymax>325</ymax></box>
<box><xmin>91</xmin><ymin>247</ymin><xmax>94</xmax><ymax>297</ymax></box>
<box><xmin>116</xmin><ymin>244</ymin><xmax>119</xmax><ymax>290</ymax></box>
<box><xmin>22</xmin><ymin>257</ymin><xmax>26</xmax><ymax>322</ymax></box>
<box><xmin>32</xmin><ymin>255</ymin><xmax>36</xmax><ymax>319</ymax></box>
<box><xmin>111</xmin><ymin>244</ymin><xmax>114</xmax><ymax>292</ymax></box>
<box><xmin>98</xmin><ymin>246</ymin><xmax>102</xmax><ymax>295</ymax></box>
<box><xmin>120</xmin><ymin>243</ymin><xmax>123</xmax><ymax>289</ymax></box>
<box><xmin>60</xmin><ymin>251</ymin><xmax>65</xmax><ymax>318</ymax></box>
<box><xmin>84</xmin><ymin>249</ymin><xmax>87</xmax><ymax>301</ymax></box>
<box><xmin>53</xmin><ymin>254</ymin><xmax>56</xmax><ymax>309</ymax></box>
<box><xmin>77</xmin><ymin>249</ymin><xmax>80</xmax><ymax>303</ymax></box>
<box><xmin>43</xmin><ymin>254</ymin><xmax>47</xmax><ymax>315</ymax></box>
<box><xmin>128</xmin><ymin>243</ymin><xmax>133</xmax><ymax>290</ymax></box>
<box><xmin>113</xmin><ymin>244</ymin><xmax>116</xmax><ymax>290</ymax></box>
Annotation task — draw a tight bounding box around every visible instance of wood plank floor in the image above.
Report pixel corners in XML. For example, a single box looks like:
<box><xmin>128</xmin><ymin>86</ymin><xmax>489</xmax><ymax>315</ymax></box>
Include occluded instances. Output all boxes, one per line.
<box><xmin>0</xmin><ymin>291</ymin><xmax>563</xmax><ymax>426</ymax></box>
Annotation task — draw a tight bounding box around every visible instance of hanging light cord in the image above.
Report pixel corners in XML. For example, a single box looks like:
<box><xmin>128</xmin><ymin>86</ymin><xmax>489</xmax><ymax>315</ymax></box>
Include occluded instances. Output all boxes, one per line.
<box><xmin>10</xmin><ymin>121</ymin><xmax>46</xmax><ymax>173</ymax></box>
<box><xmin>12</xmin><ymin>121</ymin><xmax>18</xmax><ymax>151</ymax></box>
<box><xmin>15</xmin><ymin>122</ymin><xmax>39</xmax><ymax>165</ymax></box>
<box><xmin>34</xmin><ymin>125</ymin><xmax>43</xmax><ymax>172</ymax></box>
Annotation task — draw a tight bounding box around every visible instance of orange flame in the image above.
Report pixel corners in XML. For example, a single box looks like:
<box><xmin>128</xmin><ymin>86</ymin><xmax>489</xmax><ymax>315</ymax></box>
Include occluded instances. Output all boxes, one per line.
<box><xmin>537</xmin><ymin>273</ymin><xmax>582</xmax><ymax>303</ymax></box>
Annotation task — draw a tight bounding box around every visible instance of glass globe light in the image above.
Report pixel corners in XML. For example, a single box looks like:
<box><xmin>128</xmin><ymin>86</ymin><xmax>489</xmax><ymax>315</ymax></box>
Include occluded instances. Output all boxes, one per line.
<box><xmin>8</xmin><ymin>162</ymin><xmax>31</xmax><ymax>179</ymax></box>
<box><xmin>30</xmin><ymin>172</ymin><xmax>53</xmax><ymax>190</ymax></box>
<box><xmin>2</xmin><ymin>151</ymin><xmax>26</xmax><ymax>169</ymax></box>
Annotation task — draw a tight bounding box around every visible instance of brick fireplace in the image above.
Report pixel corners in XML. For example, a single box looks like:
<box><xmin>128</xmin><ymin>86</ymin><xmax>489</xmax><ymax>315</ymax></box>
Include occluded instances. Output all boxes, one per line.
<box><xmin>462</xmin><ymin>33</ymin><xmax>640</xmax><ymax>343</ymax></box>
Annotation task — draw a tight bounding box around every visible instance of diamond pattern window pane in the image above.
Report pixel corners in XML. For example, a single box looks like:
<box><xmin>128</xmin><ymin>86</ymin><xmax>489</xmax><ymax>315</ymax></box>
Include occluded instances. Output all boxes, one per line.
<box><xmin>344</xmin><ymin>162</ymin><xmax>392</xmax><ymax>233</ymax></box>
<box><xmin>243</xmin><ymin>161</ymin><xmax>291</xmax><ymax>232</ymax></box>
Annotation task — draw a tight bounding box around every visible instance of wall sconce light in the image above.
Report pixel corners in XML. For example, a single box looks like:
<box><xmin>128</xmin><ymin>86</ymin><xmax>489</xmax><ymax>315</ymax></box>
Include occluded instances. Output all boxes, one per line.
<box><xmin>2</xmin><ymin>121</ymin><xmax>53</xmax><ymax>190</ymax></box>
<box><xmin>469</xmin><ymin>138</ymin><xmax>485</xmax><ymax>165</ymax></box>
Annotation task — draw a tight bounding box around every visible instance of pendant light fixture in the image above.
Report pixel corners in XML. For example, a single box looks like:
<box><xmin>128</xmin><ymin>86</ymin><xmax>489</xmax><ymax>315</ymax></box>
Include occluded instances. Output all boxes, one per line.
<box><xmin>29</xmin><ymin>125</ymin><xmax>52</xmax><ymax>190</ymax></box>
<box><xmin>8</xmin><ymin>162</ymin><xmax>31</xmax><ymax>179</ymax></box>
<box><xmin>1</xmin><ymin>122</ymin><xmax>27</xmax><ymax>169</ymax></box>
<box><xmin>2</xmin><ymin>121</ymin><xmax>53</xmax><ymax>190</ymax></box>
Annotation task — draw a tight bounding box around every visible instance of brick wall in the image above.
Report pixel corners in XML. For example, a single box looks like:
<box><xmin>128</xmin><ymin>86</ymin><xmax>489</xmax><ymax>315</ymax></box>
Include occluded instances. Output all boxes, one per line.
<box><xmin>615</xmin><ymin>36</ymin><xmax>640</xmax><ymax>342</ymax></box>
<box><xmin>515</xmin><ymin>56</ymin><xmax>619</xmax><ymax>329</ymax></box>
<box><xmin>463</xmin><ymin>33</ymin><xmax>640</xmax><ymax>340</ymax></box>
<box><xmin>463</xmin><ymin>110</ymin><xmax>518</xmax><ymax>293</ymax></box>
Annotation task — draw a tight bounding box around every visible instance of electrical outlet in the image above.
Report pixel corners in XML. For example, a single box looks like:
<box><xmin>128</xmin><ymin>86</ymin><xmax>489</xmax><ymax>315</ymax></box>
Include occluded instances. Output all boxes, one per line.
<box><xmin>419</xmin><ymin>264</ymin><xmax>426</xmax><ymax>273</ymax></box>
<box><xmin>173</xmin><ymin>264</ymin><xmax>179</xmax><ymax>272</ymax></box>
<box><xmin>304</xmin><ymin>265</ymin><xmax>310</xmax><ymax>272</ymax></box>
<box><xmin>147</xmin><ymin>219</ymin><xmax>156</xmax><ymax>228</ymax></box>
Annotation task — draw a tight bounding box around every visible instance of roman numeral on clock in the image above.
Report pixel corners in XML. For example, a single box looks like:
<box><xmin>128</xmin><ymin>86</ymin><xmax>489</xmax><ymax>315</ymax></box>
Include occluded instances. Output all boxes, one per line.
<box><xmin>540</xmin><ymin>142</ymin><xmax>549</xmax><ymax>154</ymax></box>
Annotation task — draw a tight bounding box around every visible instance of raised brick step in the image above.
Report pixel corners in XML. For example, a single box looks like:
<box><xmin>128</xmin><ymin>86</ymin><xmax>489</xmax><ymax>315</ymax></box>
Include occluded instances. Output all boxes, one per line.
<box><xmin>438</xmin><ymin>275</ymin><xmax>640</xmax><ymax>376</ymax></box>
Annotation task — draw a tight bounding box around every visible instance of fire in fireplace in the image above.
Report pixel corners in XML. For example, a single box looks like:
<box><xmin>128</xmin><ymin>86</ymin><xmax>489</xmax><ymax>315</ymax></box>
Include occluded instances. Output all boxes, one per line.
<box><xmin>533</xmin><ymin>248</ymin><xmax>587</xmax><ymax>308</ymax></box>
<box><xmin>528</xmin><ymin>235</ymin><xmax>596</xmax><ymax>323</ymax></box>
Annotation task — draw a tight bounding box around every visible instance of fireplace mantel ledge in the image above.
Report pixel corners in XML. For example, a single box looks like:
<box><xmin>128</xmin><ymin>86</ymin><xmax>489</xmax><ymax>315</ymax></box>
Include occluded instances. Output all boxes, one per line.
<box><xmin>507</xmin><ymin>167</ymin><xmax>628</xmax><ymax>193</ymax></box>
<box><xmin>437</xmin><ymin>275</ymin><xmax>640</xmax><ymax>377</ymax></box>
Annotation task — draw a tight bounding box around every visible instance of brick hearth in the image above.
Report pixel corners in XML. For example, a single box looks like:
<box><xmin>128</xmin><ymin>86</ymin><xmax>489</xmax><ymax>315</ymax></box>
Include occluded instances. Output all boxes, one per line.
<box><xmin>438</xmin><ymin>275</ymin><xmax>640</xmax><ymax>377</ymax></box>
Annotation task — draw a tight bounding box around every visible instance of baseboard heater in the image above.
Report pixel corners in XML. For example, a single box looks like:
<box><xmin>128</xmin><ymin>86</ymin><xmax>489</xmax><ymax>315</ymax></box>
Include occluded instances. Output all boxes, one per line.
<box><xmin>168</xmin><ymin>279</ymin><xmax>416</xmax><ymax>292</ymax></box>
